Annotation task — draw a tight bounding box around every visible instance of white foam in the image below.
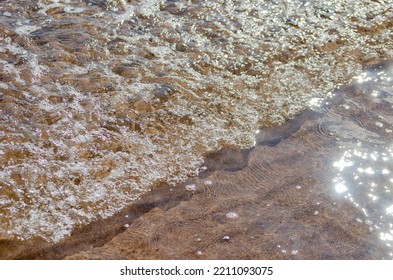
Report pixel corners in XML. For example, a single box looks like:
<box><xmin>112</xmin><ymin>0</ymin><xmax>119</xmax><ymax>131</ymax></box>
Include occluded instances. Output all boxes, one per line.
<box><xmin>15</xmin><ymin>25</ymin><xmax>41</xmax><ymax>35</ymax></box>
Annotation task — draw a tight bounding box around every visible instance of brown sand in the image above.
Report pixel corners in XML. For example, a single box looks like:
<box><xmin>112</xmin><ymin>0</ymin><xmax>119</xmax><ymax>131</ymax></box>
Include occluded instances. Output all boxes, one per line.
<box><xmin>1</xmin><ymin>61</ymin><xmax>392</xmax><ymax>260</ymax></box>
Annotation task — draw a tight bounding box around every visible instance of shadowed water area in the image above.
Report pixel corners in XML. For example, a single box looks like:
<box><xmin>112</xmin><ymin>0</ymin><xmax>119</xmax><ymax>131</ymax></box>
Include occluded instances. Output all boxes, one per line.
<box><xmin>0</xmin><ymin>0</ymin><xmax>393</xmax><ymax>259</ymax></box>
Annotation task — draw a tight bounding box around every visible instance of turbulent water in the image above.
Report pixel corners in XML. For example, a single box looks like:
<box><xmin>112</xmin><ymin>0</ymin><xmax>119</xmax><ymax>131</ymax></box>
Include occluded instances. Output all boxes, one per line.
<box><xmin>0</xmin><ymin>0</ymin><xmax>392</xmax><ymax>242</ymax></box>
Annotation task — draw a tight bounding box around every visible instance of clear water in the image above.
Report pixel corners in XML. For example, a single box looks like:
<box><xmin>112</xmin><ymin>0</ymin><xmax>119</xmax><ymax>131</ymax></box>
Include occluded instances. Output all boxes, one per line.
<box><xmin>0</xmin><ymin>0</ymin><xmax>392</xmax><ymax>242</ymax></box>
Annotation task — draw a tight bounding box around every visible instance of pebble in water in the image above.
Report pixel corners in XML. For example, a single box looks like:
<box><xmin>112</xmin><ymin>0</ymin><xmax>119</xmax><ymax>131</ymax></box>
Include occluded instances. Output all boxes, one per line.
<box><xmin>222</xmin><ymin>235</ymin><xmax>231</xmax><ymax>242</ymax></box>
<box><xmin>185</xmin><ymin>184</ymin><xmax>197</xmax><ymax>191</ymax></box>
<box><xmin>226</xmin><ymin>212</ymin><xmax>239</xmax><ymax>219</ymax></box>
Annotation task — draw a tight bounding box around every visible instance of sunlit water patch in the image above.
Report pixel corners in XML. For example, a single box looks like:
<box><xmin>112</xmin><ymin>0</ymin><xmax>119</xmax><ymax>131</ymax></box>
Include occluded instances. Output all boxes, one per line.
<box><xmin>331</xmin><ymin>63</ymin><xmax>393</xmax><ymax>257</ymax></box>
<box><xmin>0</xmin><ymin>0</ymin><xmax>392</xmax><ymax>241</ymax></box>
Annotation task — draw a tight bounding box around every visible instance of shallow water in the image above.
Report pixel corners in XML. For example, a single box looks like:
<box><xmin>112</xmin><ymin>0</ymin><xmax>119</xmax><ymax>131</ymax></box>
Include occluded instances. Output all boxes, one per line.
<box><xmin>65</xmin><ymin>60</ymin><xmax>393</xmax><ymax>260</ymax></box>
<box><xmin>0</xmin><ymin>0</ymin><xmax>392</xmax><ymax>242</ymax></box>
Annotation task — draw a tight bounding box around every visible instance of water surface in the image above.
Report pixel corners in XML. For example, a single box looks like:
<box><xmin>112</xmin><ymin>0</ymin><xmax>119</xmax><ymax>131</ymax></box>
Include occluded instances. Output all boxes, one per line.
<box><xmin>0</xmin><ymin>0</ymin><xmax>392</xmax><ymax>243</ymax></box>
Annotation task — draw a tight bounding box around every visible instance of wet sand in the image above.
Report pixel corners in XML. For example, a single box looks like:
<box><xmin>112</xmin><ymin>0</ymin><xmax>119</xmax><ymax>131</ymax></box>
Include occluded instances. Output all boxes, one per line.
<box><xmin>1</xmin><ymin>61</ymin><xmax>392</xmax><ymax>260</ymax></box>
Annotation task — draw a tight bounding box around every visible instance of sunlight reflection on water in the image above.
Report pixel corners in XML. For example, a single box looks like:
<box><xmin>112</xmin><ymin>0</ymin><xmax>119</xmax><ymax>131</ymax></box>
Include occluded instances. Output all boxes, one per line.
<box><xmin>331</xmin><ymin>64</ymin><xmax>393</xmax><ymax>257</ymax></box>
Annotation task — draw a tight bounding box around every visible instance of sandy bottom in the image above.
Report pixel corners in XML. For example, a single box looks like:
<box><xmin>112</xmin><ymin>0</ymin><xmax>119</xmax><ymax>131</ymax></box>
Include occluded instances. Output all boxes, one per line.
<box><xmin>1</xmin><ymin>61</ymin><xmax>393</xmax><ymax>260</ymax></box>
